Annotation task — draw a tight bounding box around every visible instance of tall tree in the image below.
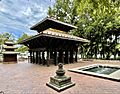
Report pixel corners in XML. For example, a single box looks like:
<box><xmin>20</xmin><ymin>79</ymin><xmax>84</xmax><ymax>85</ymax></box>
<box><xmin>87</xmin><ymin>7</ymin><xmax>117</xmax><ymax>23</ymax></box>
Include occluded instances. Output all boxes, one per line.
<box><xmin>48</xmin><ymin>0</ymin><xmax>78</xmax><ymax>24</ymax></box>
<box><xmin>17</xmin><ymin>33</ymin><xmax>30</xmax><ymax>43</ymax></box>
<box><xmin>16</xmin><ymin>33</ymin><xmax>30</xmax><ymax>53</ymax></box>
<box><xmin>0</xmin><ymin>32</ymin><xmax>15</xmax><ymax>53</ymax></box>
<box><xmin>48</xmin><ymin>0</ymin><xmax>120</xmax><ymax>59</ymax></box>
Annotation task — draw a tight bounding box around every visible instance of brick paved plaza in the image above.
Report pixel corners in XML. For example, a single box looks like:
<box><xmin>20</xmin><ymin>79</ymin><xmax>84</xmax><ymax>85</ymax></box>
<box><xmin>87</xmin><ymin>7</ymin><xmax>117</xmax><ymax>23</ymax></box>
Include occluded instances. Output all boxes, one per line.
<box><xmin>0</xmin><ymin>60</ymin><xmax>120</xmax><ymax>94</ymax></box>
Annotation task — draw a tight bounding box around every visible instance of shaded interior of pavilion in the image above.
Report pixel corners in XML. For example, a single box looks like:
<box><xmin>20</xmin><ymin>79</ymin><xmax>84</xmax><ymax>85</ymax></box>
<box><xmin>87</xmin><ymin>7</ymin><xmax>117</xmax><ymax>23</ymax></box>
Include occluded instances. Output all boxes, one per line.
<box><xmin>20</xmin><ymin>17</ymin><xmax>89</xmax><ymax>66</ymax></box>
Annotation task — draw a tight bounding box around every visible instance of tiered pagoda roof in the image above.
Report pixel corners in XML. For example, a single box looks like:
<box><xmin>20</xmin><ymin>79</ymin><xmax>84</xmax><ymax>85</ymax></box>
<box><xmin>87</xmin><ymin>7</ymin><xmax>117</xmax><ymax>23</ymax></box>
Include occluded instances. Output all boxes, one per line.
<box><xmin>21</xmin><ymin>17</ymin><xmax>89</xmax><ymax>44</ymax></box>
<box><xmin>2</xmin><ymin>41</ymin><xmax>19</xmax><ymax>54</ymax></box>
<box><xmin>2</xmin><ymin>51</ymin><xmax>19</xmax><ymax>54</ymax></box>
<box><xmin>30</xmin><ymin>17</ymin><xmax>77</xmax><ymax>32</ymax></box>
<box><xmin>21</xmin><ymin>28</ymin><xmax>89</xmax><ymax>43</ymax></box>
<box><xmin>3</xmin><ymin>45</ymin><xmax>17</xmax><ymax>49</ymax></box>
<box><xmin>2</xmin><ymin>40</ymin><xmax>18</xmax><ymax>63</ymax></box>
<box><xmin>4</xmin><ymin>41</ymin><xmax>14</xmax><ymax>45</ymax></box>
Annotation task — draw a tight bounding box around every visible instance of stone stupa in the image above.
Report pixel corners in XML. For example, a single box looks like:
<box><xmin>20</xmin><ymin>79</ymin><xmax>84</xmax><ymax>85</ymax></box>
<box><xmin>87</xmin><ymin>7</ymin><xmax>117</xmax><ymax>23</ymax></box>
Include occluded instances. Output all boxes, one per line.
<box><xmin>46</xmin><ymin>63</ymin><xmax>75</xmax><ymax>92</ymax></box>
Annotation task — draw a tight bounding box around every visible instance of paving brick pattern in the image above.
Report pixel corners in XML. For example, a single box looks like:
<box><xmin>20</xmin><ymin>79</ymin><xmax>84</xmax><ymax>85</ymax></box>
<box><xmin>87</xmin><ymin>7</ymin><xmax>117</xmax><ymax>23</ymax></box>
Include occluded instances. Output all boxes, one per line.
<box><xmin>0</xmin><ymin>60</ymin><xmax>120</xmax><ymax>94</ymax></box>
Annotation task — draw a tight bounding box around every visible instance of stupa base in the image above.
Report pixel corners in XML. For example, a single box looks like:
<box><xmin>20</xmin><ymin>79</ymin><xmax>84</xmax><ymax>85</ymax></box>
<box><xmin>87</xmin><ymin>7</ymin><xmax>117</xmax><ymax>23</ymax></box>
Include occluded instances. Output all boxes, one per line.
<box><xmin>46</xmin><ymin>76</ymin><xmax>75</xmax><ymax>92</ymax></box>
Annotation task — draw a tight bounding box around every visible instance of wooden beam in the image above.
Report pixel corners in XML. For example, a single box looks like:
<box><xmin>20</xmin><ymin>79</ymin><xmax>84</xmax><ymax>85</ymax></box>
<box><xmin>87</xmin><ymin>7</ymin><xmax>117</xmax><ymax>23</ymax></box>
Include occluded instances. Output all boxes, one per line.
<box><xmin>31</xmin><ymin>48</ymin><xmax>46</xmax><ymax>51</ymax></box>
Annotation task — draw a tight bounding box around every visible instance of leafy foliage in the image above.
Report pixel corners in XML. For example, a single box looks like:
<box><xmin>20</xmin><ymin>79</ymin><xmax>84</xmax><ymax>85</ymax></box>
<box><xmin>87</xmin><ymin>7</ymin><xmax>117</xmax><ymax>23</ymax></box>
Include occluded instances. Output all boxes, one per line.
<box><xmin>17</xmin><ymin>33</ymin><xmax>30</xmax><ymax>43</ymax></box>
<box><xmin>48</xmin><ymin>0</ymin><xmax>120</xmax><ymax>59</ymax></box>
<box><xmin>16</xmin><ymin>33</ymin><xmax>30</xmax><ymax>53</ymax></box>
<box><xmin>0</xmin><ymin>32</ymin><xmax>15</xmax><ymax>44</ymax></box>
<box><xmin>15</xmin><ymin>45</ymin><xmax>29</xmax><ymax>53</ymax></box>
<box><xmin>0</xmin><ymin>32</ymin><xmax>15</xmax><ymax>53</ymax></box>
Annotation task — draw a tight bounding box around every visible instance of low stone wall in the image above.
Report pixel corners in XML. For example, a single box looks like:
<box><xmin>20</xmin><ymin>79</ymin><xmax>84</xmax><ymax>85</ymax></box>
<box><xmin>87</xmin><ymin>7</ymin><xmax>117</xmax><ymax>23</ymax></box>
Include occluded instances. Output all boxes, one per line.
<box><xmin>81</xmin><ymin>59</ymin><xmax>120</xmax><ymax>63</ymax></box>
<box><xmin>93</xmin><ymin>59</ymin><xmax>120</xmax><ymax>63</ymax></box>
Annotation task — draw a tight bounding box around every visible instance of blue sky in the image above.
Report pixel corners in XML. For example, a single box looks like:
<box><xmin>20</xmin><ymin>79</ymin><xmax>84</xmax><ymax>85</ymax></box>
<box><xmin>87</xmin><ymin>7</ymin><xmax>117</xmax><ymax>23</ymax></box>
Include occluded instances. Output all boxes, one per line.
<box><xmin>0</xmin><ymin>0</ymin><xmax>55</xmax><ymax>40</ymax></box>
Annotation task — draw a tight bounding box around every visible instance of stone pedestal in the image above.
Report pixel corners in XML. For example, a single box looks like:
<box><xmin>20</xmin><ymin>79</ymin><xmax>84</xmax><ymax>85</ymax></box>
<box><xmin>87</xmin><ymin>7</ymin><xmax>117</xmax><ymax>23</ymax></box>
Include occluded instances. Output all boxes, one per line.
<box><xmin>46</xmin><ymin>63</ymin><xmax>75</xmax><ymax>92</ymax></box>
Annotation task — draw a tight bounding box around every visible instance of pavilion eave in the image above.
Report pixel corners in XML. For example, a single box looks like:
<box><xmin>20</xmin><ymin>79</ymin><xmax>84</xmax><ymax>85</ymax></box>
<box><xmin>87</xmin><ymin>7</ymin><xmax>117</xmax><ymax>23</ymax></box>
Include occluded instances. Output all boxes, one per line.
<box><xmin>19</xmin><ymin>33</ymin><xmax>89</xmax><ymax>44</ymax></box>
<box><xmin>30</xmin><ymin>17</ymin><xmax>77</xmax><ymax>32</ymax></box>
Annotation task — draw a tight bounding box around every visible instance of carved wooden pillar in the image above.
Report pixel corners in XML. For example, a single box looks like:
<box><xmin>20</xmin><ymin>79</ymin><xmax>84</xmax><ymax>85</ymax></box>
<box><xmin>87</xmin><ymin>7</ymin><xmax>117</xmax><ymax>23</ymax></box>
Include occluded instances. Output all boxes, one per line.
<box><xmin>50</xmin><ymin>51</ymin><xmax>53</xmax><ymax>59</ymax></box>
<box><xmin>33</xmin><ymin>51</ymin><xmax>35</xmax><ymax>63</ymax></box>
<box><xmin>47</xmin><ymin>50</ymin><xmax>50</xmax><ymax>67</ymax></box>
<box><xmin>42</xmin><ymin>51</ymin><xmax>45</xmax><ymax>65</ymax></box>
<box><xmin>54</xmin><ymin>50</ymin><xmax>58</xmax><ymax>66</ymax></box>
<box><xmin>59</xmin><ymin>51</ymin><xmax>64</xmax><ymax>64</ymax></box>
<box><xmin>31</xmin><ymin>51</ymin><xmax>33</xmax><ymax>63</ymax></box>
<box><xmin>29</xmin><ymin>50</ymin><xmax>32</xmax><ymax>63</ymax></box>
<box><xmin>58</xmin><ymin>51</ymin><xmax>62</xmax><ymax>63</ymax></box>
<box><xmin>39</xmin><ymin>51</ymin><xmax>41</xmax><ymax>64</ymax></box>
<box><xmin>61</xmin><ymin>51</ymin><xmax>64</xmax><ymax>64</ymax></box>
<box><xmin>34</xmin><ymin>51</ymin><xmax>36</xmax><ymax>64</ymax></box>
<box><xmin>37</xmin><ymin>51</ymin><xmax>39</xmax><ymax>64</ymax></box>
<box><xmin>75</xmin><ymin>48</ymin><xmax>78</xmax><ymax>62</ymax></box>
<box><xmin>36</xmin><ymin>51</ymin><xmax>38</xmax><ymax>64</ymax></box>
<box><xmin>70</xmin><ymin>50</ymin><xmax>73</xmax><ymax>63</ymax></box>
<box><xmin>65</xmin><ymin>50</ymin><xmax>69</xmax><ymax>64</ymax></box>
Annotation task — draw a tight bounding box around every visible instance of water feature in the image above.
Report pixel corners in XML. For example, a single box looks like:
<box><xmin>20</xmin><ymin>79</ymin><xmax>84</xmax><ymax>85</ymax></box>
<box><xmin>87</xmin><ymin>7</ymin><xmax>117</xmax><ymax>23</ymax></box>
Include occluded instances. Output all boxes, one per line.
<box><xmin>69</xmin><ymin>64</ymin><xmax>120</xmax><ymax>81</ymax></box>
<box><xmin>82</xmin><ymin>66</ymin><xmax>119</xmax><ymax>75</ymax></box>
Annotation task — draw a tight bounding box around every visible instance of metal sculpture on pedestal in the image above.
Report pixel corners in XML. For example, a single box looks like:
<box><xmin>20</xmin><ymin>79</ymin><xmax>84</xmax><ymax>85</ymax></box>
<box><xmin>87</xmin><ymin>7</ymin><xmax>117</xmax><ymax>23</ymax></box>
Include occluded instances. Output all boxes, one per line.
<box><xmin>46</xmin><ymin>63</ymin><xmax>75</xmax><ymax>92</ymax></box>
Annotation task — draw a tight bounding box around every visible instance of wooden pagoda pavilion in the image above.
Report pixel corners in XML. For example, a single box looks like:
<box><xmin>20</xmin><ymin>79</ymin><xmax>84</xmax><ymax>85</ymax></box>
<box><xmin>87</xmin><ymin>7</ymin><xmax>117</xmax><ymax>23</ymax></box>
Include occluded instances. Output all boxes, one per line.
<box><xmin>20</xmin><ymin>17</ymin><xmax>89</xmax><ymax>66</ymax></box>
<box><xmin>2</xmin><ymin>40</ymin><xmax>19</xmax><ymax>64</ymax></box>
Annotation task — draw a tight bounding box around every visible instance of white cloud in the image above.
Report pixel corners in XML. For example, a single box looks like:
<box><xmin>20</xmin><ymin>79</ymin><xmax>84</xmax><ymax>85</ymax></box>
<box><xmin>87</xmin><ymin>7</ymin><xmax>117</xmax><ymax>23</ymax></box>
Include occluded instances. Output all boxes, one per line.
<box><xmin>0</xmin><ymin>6</ymin><xmax>5</xmax><ymax>12</ymax></box>
<box><xmin>22</xmin><ymin>7</ymin><xmax>32</xmax><ymax>17</ymax></box>
<box><xmin>0</xmin><ymin>0</ymin><xmax>55</xmax><ymax>39</ymax></box>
